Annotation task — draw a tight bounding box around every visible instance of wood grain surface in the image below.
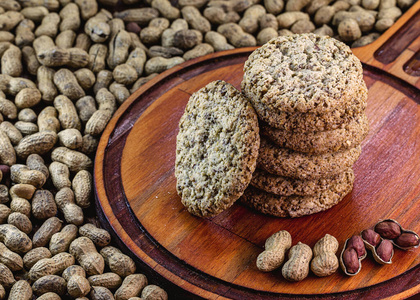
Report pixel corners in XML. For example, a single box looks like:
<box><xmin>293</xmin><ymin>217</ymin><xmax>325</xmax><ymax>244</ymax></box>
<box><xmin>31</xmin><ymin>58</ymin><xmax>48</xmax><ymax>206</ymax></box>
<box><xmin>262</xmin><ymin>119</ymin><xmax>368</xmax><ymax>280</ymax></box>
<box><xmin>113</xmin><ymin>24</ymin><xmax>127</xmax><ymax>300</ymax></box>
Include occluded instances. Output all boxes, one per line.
<box><xmin>94</xmin><ymin>2</ymin><xmax>420</xmax><ymax>299</ymax></box>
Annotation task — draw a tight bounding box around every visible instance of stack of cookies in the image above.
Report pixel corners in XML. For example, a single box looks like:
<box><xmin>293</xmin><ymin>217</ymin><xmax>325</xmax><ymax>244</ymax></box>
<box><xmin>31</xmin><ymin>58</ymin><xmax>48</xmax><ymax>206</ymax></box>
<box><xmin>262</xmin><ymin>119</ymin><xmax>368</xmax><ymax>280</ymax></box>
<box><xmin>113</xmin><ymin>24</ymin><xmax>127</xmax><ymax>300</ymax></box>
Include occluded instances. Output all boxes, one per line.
<box><xmin>240</xmin><ymin>34</ymin><xmax>369</xmax><ymax>218</ymax></box>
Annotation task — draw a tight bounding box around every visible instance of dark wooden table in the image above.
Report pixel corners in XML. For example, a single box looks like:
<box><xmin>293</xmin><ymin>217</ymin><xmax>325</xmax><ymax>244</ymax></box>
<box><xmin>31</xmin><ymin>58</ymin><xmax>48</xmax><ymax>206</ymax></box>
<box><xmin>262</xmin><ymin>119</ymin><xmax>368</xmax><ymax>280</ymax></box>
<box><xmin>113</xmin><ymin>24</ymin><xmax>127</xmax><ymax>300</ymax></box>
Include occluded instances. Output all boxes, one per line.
<box><xmin>94</xmin><ymin>2</ymin><xmax>420</xmax><ymax>299</ymax></box>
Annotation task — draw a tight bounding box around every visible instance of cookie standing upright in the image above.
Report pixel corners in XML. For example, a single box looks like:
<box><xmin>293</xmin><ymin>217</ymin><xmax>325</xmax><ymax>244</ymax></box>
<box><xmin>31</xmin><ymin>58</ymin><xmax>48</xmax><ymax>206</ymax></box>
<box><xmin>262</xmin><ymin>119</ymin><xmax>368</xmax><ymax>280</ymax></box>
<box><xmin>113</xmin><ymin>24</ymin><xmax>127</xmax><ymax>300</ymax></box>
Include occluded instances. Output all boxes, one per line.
<box><xmin>175</xmin><ymin>80</ymin><xmax>260</xmax><ymax>217</ymax></box>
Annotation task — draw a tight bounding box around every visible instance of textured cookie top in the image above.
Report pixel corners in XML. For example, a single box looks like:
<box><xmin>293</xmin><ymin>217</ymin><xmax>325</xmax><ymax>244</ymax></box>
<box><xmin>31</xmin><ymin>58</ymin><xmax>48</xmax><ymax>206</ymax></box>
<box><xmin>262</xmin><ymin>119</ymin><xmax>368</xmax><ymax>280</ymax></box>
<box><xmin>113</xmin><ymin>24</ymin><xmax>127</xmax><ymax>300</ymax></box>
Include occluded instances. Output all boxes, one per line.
<box><xmin>241</xmin><ymin>33</ymin><xmax>364</xmax><ymax>115</ymax></box>
<box><xmin>175</xmin><ymin>80</ymin><xmax>260</xmax><ymax>217</ymax></box>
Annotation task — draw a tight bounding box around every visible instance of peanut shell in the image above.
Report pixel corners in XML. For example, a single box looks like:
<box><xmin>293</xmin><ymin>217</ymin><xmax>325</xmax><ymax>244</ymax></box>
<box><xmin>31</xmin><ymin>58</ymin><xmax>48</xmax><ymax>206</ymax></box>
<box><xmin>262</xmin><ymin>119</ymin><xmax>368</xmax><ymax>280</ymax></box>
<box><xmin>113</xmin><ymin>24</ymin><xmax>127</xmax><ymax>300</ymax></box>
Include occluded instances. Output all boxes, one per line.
<box><xmin>374</xmin><ymin>219</ymin><xmax>419</xmax><ymax>250</ymax></box>
<box><xmin>340</xmin><ymin>238</ymin><xmax>365</xmax><ymax>276</ymax></box>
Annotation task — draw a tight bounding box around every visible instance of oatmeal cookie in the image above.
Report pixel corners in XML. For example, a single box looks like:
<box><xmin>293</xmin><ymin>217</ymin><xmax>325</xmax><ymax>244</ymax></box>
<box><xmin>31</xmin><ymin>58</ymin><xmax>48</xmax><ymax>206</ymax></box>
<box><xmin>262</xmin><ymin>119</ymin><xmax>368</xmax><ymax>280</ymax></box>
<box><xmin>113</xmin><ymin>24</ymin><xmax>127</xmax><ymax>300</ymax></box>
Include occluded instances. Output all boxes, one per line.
<box><xmin>241</xmin><ymin>33</ymin><xmax>365</xmax><ymax>117</ymax></box>
<box><xmin>250</xmin><ymin>168</ymin><xmax>354</xmax><ymax>196</ymax></box>
<box><xmin>261</xmin><ymin>113</ymin><xmax>369</xmax><ymax>154</ymax></box>
<box><xmin>250</xmin><ymin>86</ymin><xmax>366</xmax><ymax>131</ymax></box>
<box><xmin>175</xmin><ymin>80</ymin><xmax>260</xmax><ymax>217</ymax></box>
<box><xmin>241</xmin><ymin>174</ymin><xmax>354</xmax><ymax>218</ymax></box>
<box><xmin>257</xmin><ymin>137</ymin><xmax>361</xmax><ymax>179</ymax></box>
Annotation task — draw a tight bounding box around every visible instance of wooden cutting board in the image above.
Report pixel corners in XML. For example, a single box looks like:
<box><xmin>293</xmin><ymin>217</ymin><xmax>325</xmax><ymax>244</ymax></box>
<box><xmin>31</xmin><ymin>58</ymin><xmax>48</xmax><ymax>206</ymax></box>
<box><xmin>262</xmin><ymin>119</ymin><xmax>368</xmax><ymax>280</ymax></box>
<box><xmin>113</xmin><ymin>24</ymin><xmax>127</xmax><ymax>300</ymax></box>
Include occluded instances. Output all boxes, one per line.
<box><xmin>94</xmin><ymin>2</ymin><xmax>420</xmax><ymax>299</ymax></box>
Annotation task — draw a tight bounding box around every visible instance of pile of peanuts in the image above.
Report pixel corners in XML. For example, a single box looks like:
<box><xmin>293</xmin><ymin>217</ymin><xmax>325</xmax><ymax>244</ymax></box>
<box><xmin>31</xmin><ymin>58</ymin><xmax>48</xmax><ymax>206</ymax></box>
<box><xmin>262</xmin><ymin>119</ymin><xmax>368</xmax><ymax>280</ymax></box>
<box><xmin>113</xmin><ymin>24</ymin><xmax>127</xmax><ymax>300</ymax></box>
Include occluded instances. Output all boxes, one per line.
<box><xmin>340</xmin><ymin>220</ymin><xmax>419</xmax><ymax>275</ymax></box>
<box><xmin>0</xmin><ymin>0</ymin><xmax>417</xmax><ymax>299</ymax></box>
<box><xmin>257</xmin><ymin>231</ymin><xmax>340</xmax><ymax>281</ymax></box>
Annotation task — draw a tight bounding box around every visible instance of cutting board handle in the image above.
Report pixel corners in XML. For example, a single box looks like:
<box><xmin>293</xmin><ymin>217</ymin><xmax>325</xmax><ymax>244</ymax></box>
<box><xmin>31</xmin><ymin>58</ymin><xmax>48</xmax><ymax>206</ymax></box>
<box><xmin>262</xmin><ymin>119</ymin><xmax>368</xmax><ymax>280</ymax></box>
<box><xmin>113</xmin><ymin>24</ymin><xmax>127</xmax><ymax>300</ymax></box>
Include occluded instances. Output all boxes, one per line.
<box><xmin>352</xmin><ymin>1</ymin><xmax>420</xmax><ymax>86</ymax></box>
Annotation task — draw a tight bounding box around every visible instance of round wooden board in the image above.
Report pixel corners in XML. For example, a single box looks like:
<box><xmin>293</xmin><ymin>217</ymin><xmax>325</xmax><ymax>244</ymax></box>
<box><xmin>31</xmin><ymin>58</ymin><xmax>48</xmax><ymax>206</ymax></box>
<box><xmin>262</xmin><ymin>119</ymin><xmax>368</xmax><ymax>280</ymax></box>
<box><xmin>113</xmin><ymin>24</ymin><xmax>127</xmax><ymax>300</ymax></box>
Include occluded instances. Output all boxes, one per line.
<box><xmin>94</xmin><ymin>46</ymin><xmax>420</xmax><ymax>299</ymax></box>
